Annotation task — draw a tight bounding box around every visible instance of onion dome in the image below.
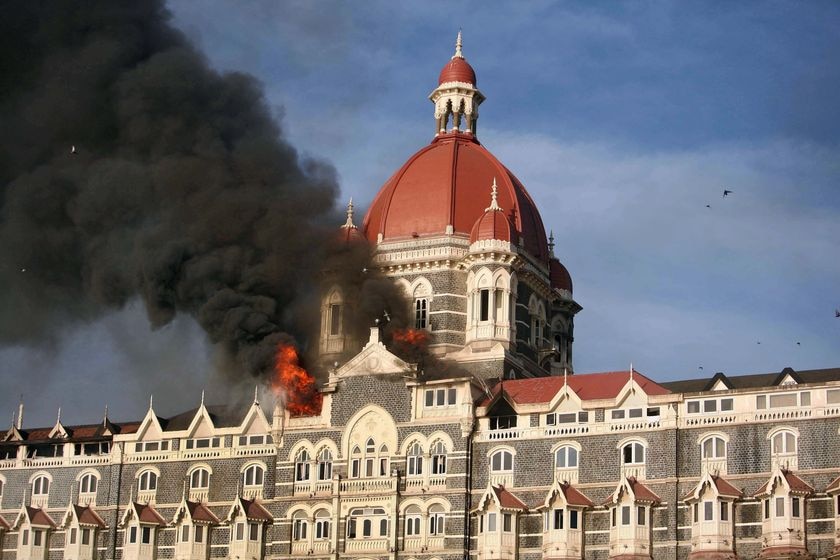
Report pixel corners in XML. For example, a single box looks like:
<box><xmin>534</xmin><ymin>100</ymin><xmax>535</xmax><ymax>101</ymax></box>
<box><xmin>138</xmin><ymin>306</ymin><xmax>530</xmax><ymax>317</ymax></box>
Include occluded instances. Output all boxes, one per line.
<box><xmin>470</xmin><ymin>178</ymin><xmax>519</xmax><ymax>244</ymax></box>
<box><xmin>337</xmin><ymin>198</ymin><xmax>364</xmax><ymax>245</ymax></box>
<box><xmin>438</xmin><ymin>31</ymin><xmax>476</xmax><ymax>85</ymax></box>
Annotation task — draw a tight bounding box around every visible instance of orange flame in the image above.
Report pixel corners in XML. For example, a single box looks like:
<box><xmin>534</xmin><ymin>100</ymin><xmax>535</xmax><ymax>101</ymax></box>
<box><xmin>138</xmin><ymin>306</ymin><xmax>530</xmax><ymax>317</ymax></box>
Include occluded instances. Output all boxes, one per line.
<box><xmin>390</xmin><ymin>328</ymin><xmax>430</xmax><ymax>362</ymax></box>
<box><xmin>271</xmin><ymin>343</ymin><xmax>322</xmax><ymax>417</ymax></box>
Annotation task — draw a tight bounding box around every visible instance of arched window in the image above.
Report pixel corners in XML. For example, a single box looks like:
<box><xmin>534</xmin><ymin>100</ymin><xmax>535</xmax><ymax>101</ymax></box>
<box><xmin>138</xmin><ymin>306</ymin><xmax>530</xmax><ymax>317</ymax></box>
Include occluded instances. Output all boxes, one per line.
<box><xmin>555</xmin><ymin>446</ymin><xmax>579</xmax><ymax>469</ymax></box>
<box><xmin>314</xmin><ymin>509</ymin><xmax>330</xmax><ymax>540</ymax></box>
<box><xmin>702</xmin><ymin>436</ymin><xmax>726</xmax><ymax>459</ymax></box>
<box><xmin>190</xmin><ymin>468</ymin><xmax>209</xmax><ymax>490</ymax></box>
<box><xmin>364</xmin><ymin>438</ymin><xmax>376</xmax><ymax>478</ymax></box>
<box><xmin>137</xmin><ymin>471</ymin><xmax>157</xmax><ymax>492</ymax></box>
<box><xmin>407</xmin><ymin>442</ymin><xmax>423</xmax><ymax>477</ymax></box>
<box><xmin>32</xmin><ymin>475</ymin><xmax>50</xmax><ymax>495</ymax></box>
<box><xmin>295</xmin><ymin>449</ymin><xmax>311</xmax><ymax>482</ymax></box>
<box><xmin>292</xmin><ymin>511</ymin><xmax>308</xmax><ymax>541</ymax></box>
<box><xmin>379</xmin><ymin>445</ymin><xmax>390</xmax><ymax>477</ymax></box>
<box><xmin>405</xmin><ymin>505</ymin><xmax>422</xmax><ymax>536</ymax></box>
<box><xmin>429</xmin><ymin>504</ymin><xmax>446</xmax><ymax>535</ymax></box>
<box><xmin>79</xmin><ymin>473</ymin><xmax>98</xmax><ymax>494</ymax></box>
<box><xmin>350</xmin><ymin>445</ymin><xmax>361</xmax><ymax>479</ymax></box>
<box><xmin>326</xmin><ymin>289</ymin><xmax>343</xmax><ymax>336</ymax></box>
<box><xmin>316</xmin><ymin>448</ymin><xmax>333</xmax><ymax>481</ymax></box>
<box><xmin>621</xmin><ymin>442</ymin><xmax>645</xmax><ymax>465</ymax></box>
<box><xmin>431</xmin><ymin>441</ymin><xmax>447</xmax><ymax>475</ymax></box>
<box><xmin>242</xmin><ymin>465</ymin><xmax>264</xmax><ymax>487</ymax></box>
<box><xmin>415</xmin><ymin>298</ymin><xmax>428</xmax><ymax>329</ymax></box>
<box><xmin>490</xmin><ymin>450</ymin><xmax>513</xmax><ymax>472</ymax></box>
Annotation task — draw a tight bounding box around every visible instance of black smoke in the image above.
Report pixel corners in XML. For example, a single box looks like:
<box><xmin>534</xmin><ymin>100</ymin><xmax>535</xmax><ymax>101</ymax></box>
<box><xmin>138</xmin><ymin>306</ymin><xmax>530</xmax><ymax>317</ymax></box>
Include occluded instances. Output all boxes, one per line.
<box><xmin>0</xmin><ymin>2</ymin><xmax>343</xmax><ymax>378</ymax></box>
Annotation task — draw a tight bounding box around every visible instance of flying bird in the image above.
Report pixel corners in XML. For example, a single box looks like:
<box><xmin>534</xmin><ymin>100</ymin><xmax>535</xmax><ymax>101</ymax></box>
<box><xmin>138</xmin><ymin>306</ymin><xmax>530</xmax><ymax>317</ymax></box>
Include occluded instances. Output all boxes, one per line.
<box><xmin>756</xmin><ymin>341</ymin><xmax>761</xmax><ymax>345</ymax></box>
<box><xmin>835</xmin><ymin>309</ymin><xmax>840</xmax><ymax>318</ymax></box>
<box><xmin>70</xmin><ymin>145</ymin><xmax>77</xmax><ymax>154</ymax></box>
<box><xmin>796</xmin><ymin>342</ymin><xmax>801</xmax><ymax>346</ymax></box>
<box><xmin>723</xmin><ymin>189</ymin><xmax>733</xmax><ymax>198</ymax></box>
<box><xmin>705</xmin><ymin>204</ymin><xmax>711</xmax><ymax>208</ymax></box>
<box><xmin>383</xmin><ymin>310</ymin><xmax>391</xmax><ymax>323</ymax></box>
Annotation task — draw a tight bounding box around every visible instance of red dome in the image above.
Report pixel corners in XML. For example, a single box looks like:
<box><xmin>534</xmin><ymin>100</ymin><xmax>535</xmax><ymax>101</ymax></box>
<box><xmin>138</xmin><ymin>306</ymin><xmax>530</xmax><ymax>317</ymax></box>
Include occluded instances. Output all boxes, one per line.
<box><xmin>362</xmin><ymin>133</ymin><xmax>549</xmax><ymax>262</ymax></box>
<box><xmin>337</xmin><ymin>225</ymin><xmax>364</xmax><ymax>246</ymax></box>
<box><xmin>438</xmin><ymin>57</ymin><xmax>476</xmax><ymax>85</ymax></box>
<box><xmin>470</xmin><ymin>209</ymin><xmax>518</xmax><ymax>244</ymax></box>
<box><xmin>549</xmin><ymin>258</ymin><xmax>573</xmax><ymax>293</ymax></box>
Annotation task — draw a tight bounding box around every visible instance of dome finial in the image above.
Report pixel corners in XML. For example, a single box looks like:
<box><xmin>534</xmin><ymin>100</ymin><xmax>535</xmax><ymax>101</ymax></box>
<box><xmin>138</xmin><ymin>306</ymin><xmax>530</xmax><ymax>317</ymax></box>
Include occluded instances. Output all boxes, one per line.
<box><xmin>341</xmin><ymin>198</ymin><xmax>357</xmax><ymax>229</ymax></box>
<box><xmin>486</xmin><ymin>178</ymin><xmax>502</xmax><ymax>212</ymax></box>
<box><xmin>453</xmin><ymin>29</ymin><xmax>464</xmax><ymax>59</ymax></box>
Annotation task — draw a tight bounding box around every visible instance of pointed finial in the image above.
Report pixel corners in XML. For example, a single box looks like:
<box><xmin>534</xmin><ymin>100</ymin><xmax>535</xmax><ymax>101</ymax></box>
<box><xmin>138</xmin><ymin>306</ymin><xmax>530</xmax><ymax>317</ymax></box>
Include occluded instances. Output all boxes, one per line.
<box><xmin>253</xmin><ymin>385</ymin><xmax>260</xmax><ymax>405</ymax></box>
<box><xmin>630</xmin><ymin>363</ymin><xmax>634</xmax><ymax>383</ymax></box>
<box><xmin>103</xmin><ymin>405</ymin><xmax>109</xmax><ymax>427</ymax></box>
<box><xmin>341</xmin><ymin>198</ymin><xmax>357</xmax><ymax>229</ymax></box>
<box><xmin>200</xmin><ymin>389</ymin><xmax>205</xmax><ymax>407</ymax></box>
<box><xmin>56</xmin><ymin>407</ymin><xmax>61</xmax><ymax>425</ymax></box>
<box><xmin>485</xmin><ymin>178</ymin><xmax>502</xmax><ymax>212</ymax></box>
<box><xmin>17</xmin><ymin>394</ymin><xmax>23</xmax><ymax>429</ymax></box>
<box><xmin>548</xmin><ymin>231</ymin><xmax>555</xmax><ymax>258</ymax></box>
<box><xmin>454</xmin><ymin>29</ymin><xmax>463</xmax><ymax>59</ymax></box>
<box><xmin>149</xmin><ymin>394</ymin><xmax>154</xmax><ymax>410</ymax></box>
<box><xmin>564</xmin><ymin>366</ymin><xmax>568</xmax><ymax>386</ymax></box>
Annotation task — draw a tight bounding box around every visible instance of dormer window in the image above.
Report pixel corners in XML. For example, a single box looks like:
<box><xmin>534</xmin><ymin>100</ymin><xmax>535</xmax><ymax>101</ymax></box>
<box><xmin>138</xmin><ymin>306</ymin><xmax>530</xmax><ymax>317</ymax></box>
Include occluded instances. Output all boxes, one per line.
<box><xmin>425</xmin><ymin>387</ymin><xmax>457</xmax><ymax>407</ymax></box>
<box><xmin>237</xmin><ymin>434</ymin><xmax>272</xmax><ymax>446</ymax></box>
<box><xmin>134</xmin><ymin>441</ymin><xmax>169</xmax><ymax>453</ymax></box>
<box><xmin>546</xmin><ymin>411</ymin><xmax>588</xmax><ymax>426</ymax></box>
<box><xmin>184</xmin><ymin>437</ymin><xmax>221</xmax><ymax>450</ymax></box>
<box><xmin>74</xmin><ymin>442</ymin><xmax>110</xmax><ymax>456</ymax></box>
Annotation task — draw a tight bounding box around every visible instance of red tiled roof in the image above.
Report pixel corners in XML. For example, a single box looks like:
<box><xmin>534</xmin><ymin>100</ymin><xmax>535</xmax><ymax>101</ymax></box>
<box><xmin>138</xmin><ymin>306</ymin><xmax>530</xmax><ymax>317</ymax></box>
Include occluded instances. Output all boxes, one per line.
<box><xmin>4</xmin><ymin>420</ymin><xmax>140</xmax><ymax>443</ymax></box>
<box><xmin>0</xmin><ymin>516</ymin><xmax>10</xmax><ymax>530</ymax></box>
<box><xmin>753</xmin><ymin>470</ymin><xmax>813</xmax><ymax>498</ymax></box>
<box><xmin>187</xmin><ymin>502</ymin><xmax>220</xmax><ymax>525</ymax></box>
<box><xmin>826</xmin><ymin>474</ymin><xmax>840</xmax><ymax>494</ymax></box>
<box><xmin>493</xmin><ymin>486</ymin><xmax>527</xmax><ymax>511</ymax></box>
<box><xmin>239</xmin><ymin>499</ymin><xmax>272</xmax><ymax>522</ymax></box>
<box><xmin>481</xmin><ymin>370</ymin><xmax>669</xmax><ymax>406</ymax></box>
<box><xmin>26</xmin><ymin>507</ymin><xmax>57</xmax><ymax>528</ymax></box>
<box><xmin>604</xmin><ymin>478</ymin><xmax>661</xmax><ymax>506</ymax></box>
<box><xmin>559</xmin><ymin>483</ymin><xmax>594</xmax><ymax>507</ymax></box>
<box><xmin>713</xmin><ymin>476</ymin><xmax>744</xmax><ymax>499</ymax></box>
<box><xmin>134</xmin><ymin>503</ymin><xmax>167</xmax><ymax>526</ymax></box>
<box><xmin>74</xmin><ymin>505</ymin><xmax>106</xmax><ymax>528</ymax></box>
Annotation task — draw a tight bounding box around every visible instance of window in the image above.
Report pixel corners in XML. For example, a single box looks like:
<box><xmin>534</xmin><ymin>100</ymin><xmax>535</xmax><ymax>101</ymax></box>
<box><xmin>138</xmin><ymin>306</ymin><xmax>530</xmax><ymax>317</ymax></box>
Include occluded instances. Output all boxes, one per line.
<box><xmin>141</xmin><ymin>526</ymin><xmax>151</xmax><ymax>544</ymax></box>
<box><xmin>295</xmin><ymin>450</ymin><xmax>311</xmax><ymax>482</ymax></box>
<box><xmin>638</xmin><ymin>506</ymin><xmax>647</xmax><ymax>525</ymax></box>
<box><xmin>622</xmin><ymin>442</ymin><xmax>645</xmax><ymax>464</ymax></box>
<box><xmin>771</xmin><ymin>431</ymin><xmax>797</xmax><ymax>454</ymax></box>
<box><xmin>550</xmin><ymin>509</ymin><xmax>564</xmax><ymax>530</ymax></box>
<box><xmin>764</xmin><ymin>499</ymin><xmax>770</xmax><ymax>519</ymax></box>
<box><xmin>431</xmin><ymin>441</ymin><xmax>447</xmax><ymax>475</ymax></box>
<box><xmin>69</xmin><ymin>528</ymin><xmax>77</xmax><ymax>545</ymax></box>
<box><xmin>128</xmin><ymin>526</ymin><xmax>137</xmax><ymax>544</ymax></box>
<box><xmin>329</xmin><ymin>303</ymin><xmax>341</xmax><ymax>335</ymax></box>
<box><xmin>138</xmin><ymin>470</ymin><xmax>157</xmax><ymax>491</ymax></box>
<box><xmin>350</xmin><ymin>446</ymin><xmax>361</xmax><ymax>478</ymax></box>
<box><xmin>429</xmin><ymin>505</ymin><xmax>445</xmax><ymax>535</ymax></box>
<box><xmin>792</xmin><ymin>497</ymin><xmax>801</xmax><ymax>517</ymax></box>
<box><xmin>75</xmin><ymin>442</ymin><xmax>110</xmax><ymax>456</ymax></box>
<box><xmin>489</xmin><ymin>416</ymin><xmax>516</xmax><ymax>430</ymax></box>
<box><xmin>315</xmin><ymin>510</ymin><xmax>330</xmax><ymax>540</ymax></box>
<box><xmin>378</xmin><ymin>444</ymin><xmax>389</xmax><ymax>477</ymax></box>
<box><xmin>415</xmin><ymin>298</ymin><xmax>428</xmax><ymax>329</ymax></box>
<box><xmin>181</xmin><ymin>525</ymin><xmax>190</xmax><ymax>542</ymax></box>
<box><xmin>365</xmin><ymin>439</ymin><xmax>376</xmax><ymax>478</ymax></box>
<box><xmin>249</xmin><ymin>523</ymin><xmax>259</xmax><ymax>541</ymax></box>
<box><xmin>546</xmin><ymin>411</ymin><xmax>588</xmax><ymax>425</ymax></box>
<box><xmin>134</xmin><ymin>440</ymin><xmax>169</xmax><ymax>453</ymax></box>
<box><xmin>407</xmin><ymin>442</ymin><xmax>423</xmax><ymax>476</ymax></box>
<box><xmin>33</xmin><ymin>529</ymin><xmax>43</xmax><ymax>546</ymax></box>
<box><xmin>242</xmin><ymin>465</ymin><xmax>264</xmax><ymax>487</ymax></box>
<box><xmin>487</xmin><ymin>512</ymin><xmax>497</xmax><ymax>532</ymax></box>
<box><xmin>611</xmin><ymin>508</ymin><xmax>616</xmax><ymax>527</ymax></box>
<box><xmin>184</xmin><ymin>437</ymin><xmax>222</xmax><ymax>450</ymax></box>
<box><xmin>621</xmin><ymin>506</ymin><xmax>630</xmax><ymax>525</ymax></box>
<box><xmin>190</xmin><ymin>468</ymin><xmax>209</xmax><ymax>489</ymax></box>
<box><xmin>235</xmin><ymin>523</ymin><xmax>245</xmax><ymax>541</ymax></box>
<box><xmin>32</xmin><ymin>475</ymin><xmax>50</xmax><ymax>495</ymax></box>
<box><xmin>721</xmin><ymin>501</ymin><xmax>729</xmax><ymax>521</ymax></box>
<box><xmin>704</xmin><ymin>501</ymin><xmax>713</xmax><ymax>521</ymax></box>
<box><xmin>502</xmin><ymin>513</ymin><xmax>512</xmax><ymax>532</ymax></box>
<box><xmin>405</xmin><ymin>506</ymin><xmax>421</xmax><ymax>536</ymax></box>
<box><xmin>237</xmin><ymin>435</ymin><xmax>272</xmax><ymax>446</ymax></box>
<box><xmin>554</xmin><ymin>446</ymin><xmax>579</xmax><ymax>469</ymax></box>
<box><xmin>79</xmin><ymin>473</ymin><xmax>97</xmax><ymax>495</ymax></box>
<box><xmin>424</xmin><ymin>387</ymin><xmax>457</xmax><ymax>407</ymax></box>
<box><xmin>569</xmin><ymin>510</ymin><xmax>579</xmax><ymax>529</ymax></box>
<box><xmin>490</xmin><ymin>450</ymin><xmax>513</xmax><ymax>472</ymax></box>
<box><xmin>702</xmin><ymin>436</ymin><xmax>726</xmax><ymax>459</ymax></box>
<box><xmin>317</xmin><ymin>448</ymin><xmax>333</xmax><ymax>480</ymax></box>
<box><xmin>292</xmin><ymin>512</ymin><xmax>308</xmax><ymax>541</ymax></box>
<box><xmin>775</xmin><ymin>497</ymin><xmax>785</xmax><ymax>517</ymax></box>
<box><xmin>687</xmin><ymin>398</ymin><xmax>733</xmax><ymax>414</ymax></box>
<box><xmin>479</xmin><ymin>289</ymin><xmax>490</xmax><ymax>321</ymax></box>
<box><xmin>194</xmin><ymin>526</ymin><xmax>203</xmax><ymax>543</ymax></box>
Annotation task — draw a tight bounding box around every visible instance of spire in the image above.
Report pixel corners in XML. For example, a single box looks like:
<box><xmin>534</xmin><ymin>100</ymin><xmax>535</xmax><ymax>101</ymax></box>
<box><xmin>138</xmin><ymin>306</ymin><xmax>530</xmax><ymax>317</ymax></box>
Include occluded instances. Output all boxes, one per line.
<box><xmin>341</xmin><ymin>198</ymin><xmax>357</xmax><ymax>229</ymax></box>
<box><xmin>103</xmin><ymin>405</ymin><xmax>109</xmax><ymax>427</ymax></box>
<box><xmin>56</xmin><ymin>407</ymin><xmax>61</xmax><ymax>425</ymax></box>
<box><xmin>200</xmin><ymin>389</ymin><xmax>205</xmax><ymax>407</ymax></box>
<box><xmin>453</xmin><ymin>29</ymin><xmax>464</xmax><ymax>59</ymax></box>
<box><xmin>548</xmin><ymin>231</ymin><xmax>555</xmax><ymax>258</ymax></box>
<box><xmin>253</xmin><ymin>385</ymin><xmax>260</xmax><ymax>405</ymax></box>
<box><xmin>17</xmin><ymin>395</ymin><xmax>23</xmax><ymax>429</ymax></box>
<box><xmin>149</xmin><ymin>394</ymin><xmax>154</xmax><ymax>411</ymax></box>
<box><xmin>485</xmin><ymin>178</ymin><xmax>502</xmax><ymax>212</ymax></box>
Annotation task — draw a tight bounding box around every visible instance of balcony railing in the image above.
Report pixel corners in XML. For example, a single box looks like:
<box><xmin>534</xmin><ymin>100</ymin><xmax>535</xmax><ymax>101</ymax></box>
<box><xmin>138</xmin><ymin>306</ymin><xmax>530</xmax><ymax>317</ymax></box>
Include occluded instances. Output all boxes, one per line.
<box><xmin>344</xmin><ymin>538</ymin><xmax>389</xmax><ymax>553</ymax></box>
<box><xmin>339</xmin><ymin>477</ymin><xmax>396</xmax><ymax>494</ymax></box>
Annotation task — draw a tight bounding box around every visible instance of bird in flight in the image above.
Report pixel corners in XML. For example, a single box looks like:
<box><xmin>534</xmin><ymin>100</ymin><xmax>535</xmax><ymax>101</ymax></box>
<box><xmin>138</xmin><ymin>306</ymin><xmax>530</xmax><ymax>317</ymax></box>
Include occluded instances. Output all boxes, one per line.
<box><xmin>723</xmin><ymin>189</ymin><xmax>733</xmax><ymax>198</ymax></box>
<box><xmin>705</xmin><ymin>204</ymin><xmax>711</xmax><ymax>208</ymax></box>
<box><xmin>71</xmin><ymin>145</ymin><xmax>77</xmax><ymax>154</ymax></box>
<box><xmin>796</xmin><ymin>342</ymin><xmax>801</xmax><ymax>346</ymax></box>
<box><xmin>383</xmin><ymin>309</ymin><xmax>391</xmax><ymax>323</ymax></box>
<box><xmin>835</xmin><ymin>309</ymin><xmax>840</xmax><ymax>318</ymax></box>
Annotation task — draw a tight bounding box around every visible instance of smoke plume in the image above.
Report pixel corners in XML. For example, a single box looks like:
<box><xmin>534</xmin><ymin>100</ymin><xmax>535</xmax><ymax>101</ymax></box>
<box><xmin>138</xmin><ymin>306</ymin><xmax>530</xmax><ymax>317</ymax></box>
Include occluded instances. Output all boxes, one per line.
<box><xmin>0</xmin><ymin>2</ymin><xmax>342</xmax><ymax>379</ymax></box>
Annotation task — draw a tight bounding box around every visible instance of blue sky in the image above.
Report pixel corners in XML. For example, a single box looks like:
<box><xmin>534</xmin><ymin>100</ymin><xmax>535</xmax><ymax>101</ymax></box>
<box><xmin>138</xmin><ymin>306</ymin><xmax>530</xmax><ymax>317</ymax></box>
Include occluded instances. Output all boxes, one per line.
<box><xmin>3</xmin><ymin>1</ymin><xmax>839</xmax><ymax>426</ymax></box>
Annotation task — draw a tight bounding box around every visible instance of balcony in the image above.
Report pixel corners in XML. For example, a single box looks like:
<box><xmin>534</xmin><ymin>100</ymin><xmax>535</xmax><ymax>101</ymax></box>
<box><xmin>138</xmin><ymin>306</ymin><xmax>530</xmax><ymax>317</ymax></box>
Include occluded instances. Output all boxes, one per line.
<box><xmin>620</xmin><ymin>464</ymin><xmax>646</xmax><ymax>480</ymax></box>
<box><xmin>339</xmin><ymin>477</ymin><xmax>396</xmax><ymax>495</ymax></box>
<box><xmin>344</xmin><ymin>538</ymin><xmax>389</xmax><ymax>553</ymax></box>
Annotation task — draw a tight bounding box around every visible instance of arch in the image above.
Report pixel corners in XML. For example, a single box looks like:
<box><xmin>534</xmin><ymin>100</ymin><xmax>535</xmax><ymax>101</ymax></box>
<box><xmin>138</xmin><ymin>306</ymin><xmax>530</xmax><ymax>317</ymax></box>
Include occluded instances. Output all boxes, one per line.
<box><xmin>186</xmin><ymin>463</ymin><xmax>213</xmax><ymax>477</ymax></box>
<box><xmin>475</xmin><ymin>268</ymin><xmax>492</xmax><ymax>289</ymax></box>
<box><xmin>616</xmin><ymin>436</ymin><xmax>649</xmax><ymax>450</ymax></box>
<box><xmin>424</xmin><ymin>497</ymin><xmax>452</xmax><ymax>513</ymax></box>
<box><xmin>288</xmin><ymin>439</ymin><xmax>315</xmax><ymax>462</ymax></box>
<box><xmin>400</xmin><ymin>498</ymin><xmax>427</xmax><ymax>513</ymax></box>
<box><xmin>75</xmin><ymin>468</ymin><xmax>102</xmax><ymax>483</ymax></box>
<box><xmin>77</xmin><ymin>471</ymin><xmax>100</xmax><ymax>495</ymax></box>
<box><xmin>240</xmin><ymin>460</ymin><xmax>268</xmax><ymax>474</ymax></box>
<box><xmin>552</xmin><ymin>441</ymin><xmax>582</xmax><ymax>469</ymax></box>
<box><xmin>341</xmin><ymin>405</ymin><xmax>398</xmax><ymax>458</ymax></box>
<box><xmin>767</xmin><ymin>426</ymin><xmax>800</xmax><ymax>441</ymax></box>
<box><xmin>188</xmin><ymin>466</ymin><xmax>211</xmax><ymax>489</ymax></box>
<box><xmin>286</xmin><ymin>503</ymin><xmax>313</xmax><ymax>518</ymax></box>
<box><xmin>399</xmin><ymin>433</ymin><xmax>427</xmax><ymax>456</ymax></box>
<box><xmin>410</xmin><ymin>277</ymin><xmax>433</xmax><ymax>300</ymax></box>
<box><xmin>486</xmin><ymin>444</ymin><xmax>517</xmax><ymax>458</ymax></box>
<box><xmin>313</xmin><ymin>438</ymin><xmax>339</xmax><ymax>458</ymax></box>
<box><xmin>617</xmin><ymin>438</ymin><xmax>647</xmax><ymax>465</ymax></box>
<box><xmin>699</xmin><ymin>434</ymin><xmax>728</xmax><ymax>459</ymax></box>
<box><xmin>488</xmin><ymin>448</ymin><xmax>515</xmax><ymax>472</ymax></box>
<box><xmin>769</xmin><ymin>428</ymin><xmax>798</xmax><ymax>455</ymax></box>
<box><xmin>28</xmin><ymin>471</ymin><xmax>53</xmax><ymax>485</ymax></box>
<box><xmin>695</xmin><ymin>431</ymin><xmax>731</xmax><ymax>445</ymax></box>
<box><xmin>136</xmin><ymin>468</ymin><xmax>158</xmax><ymax>492</ymax></box>
<box><xmin>240</xmin><ymin>461</ymin><xmax>267</xmax><ymax>487</ymax></box>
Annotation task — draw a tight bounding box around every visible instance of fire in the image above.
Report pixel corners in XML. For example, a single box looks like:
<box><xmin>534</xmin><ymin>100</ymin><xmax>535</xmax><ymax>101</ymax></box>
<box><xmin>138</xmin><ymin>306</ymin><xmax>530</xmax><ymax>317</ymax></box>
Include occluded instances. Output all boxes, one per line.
<box><xmin>271</xmin><ymin>343</ymin><xmax>322</xmax><ymax>417</ymax></box>
<box><xmin>390</xmin><ymin>328</ymin><xmax>430</xmax><ymax>363</ymax></box>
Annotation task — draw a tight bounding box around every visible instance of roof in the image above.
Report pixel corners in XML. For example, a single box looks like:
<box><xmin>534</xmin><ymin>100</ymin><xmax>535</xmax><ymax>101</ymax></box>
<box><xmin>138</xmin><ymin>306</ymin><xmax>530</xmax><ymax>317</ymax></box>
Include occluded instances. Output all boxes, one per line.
<box><xmin>826</xmin><ymin>474</ymin><xmax>840</xmax><ymax>494</ymax></box>
<box><xmin>683</xmin><ymin>475</ymin><xmax>743</xmax><ymax>501</ymax></box>
<box><xmin>549</xmin><ymin>258</ymin><xmax>573</xmax><ymax>293</ymax></box>
<box><xmin>0</xmin><ymin>516</ymin><xmax>10</xmax><ymax>531</ymax></box>
<box><xmin>73</xmin><ymin>505</ymin><xmax>107</xmax><ymax>528</ymax></box>
<box><xmin>3</xmin><ymin>420</ymin><xmax>140</xmax><ymax>444</ymax></box>
<box><xmin>470</xmin><ymin>207</ymin><xmax>518</xmax><ymax>244</ymax></box>
<box><xmin>604</xmin><ymin>477</ymin><xmax>661</xmax><ymax>506</ymax></box>
<box><xmin>480</xmin><ymin>369</ymin><xmax>670</xmax><ymax>406</ymax></box>
<box><xmin>160</xmin><ymin>403</ymin><xmax>252</xmax><ymax>432</ymax></box>
<box><xmin>439</xmin><ymin>56</ymin><xmax>476</xmax><ymax>85</ymax></box>
<box><xmin>753</xmin><ymin>470</ymin><xmax>814</xmax><ymax>497</ymax></box>
<box><xmin>557</xmin><ymin>482</ymin><xmax>594</xmax><ymax>507</ymax></box>
<box><xmin>186</xmin><ymin>501</ymin><xmax>220</xmax><ymax>525</ymax></box>
<box><xmin>362</xmin><ymin>133</ymin><xmax>550</xmax><ymax>263</ymax></box>
<box><xmin>492</xmin><ymin>485</ymin><xmax>527</xmax><ymax>511</ymax></box>
<box><xmin>661</xmin><ymin>367</ymin><xmax>840</xmax><ymax>394</ymax></box>
<box><xmin>25</xmin><ymin>507</ymin><xmax>57</xmax><ymax>528</ymax></box>
<box><xmin>237</xmin><ymin>498</ymin><xmax>273</xmax><ymax>522</ymax></box>
<box><xmin>133</xmin><ymin>503</ymin><xmax>167</xmax><ymax>526</ymax></box>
